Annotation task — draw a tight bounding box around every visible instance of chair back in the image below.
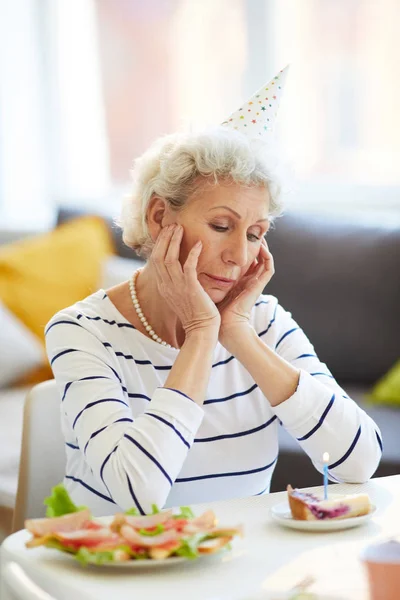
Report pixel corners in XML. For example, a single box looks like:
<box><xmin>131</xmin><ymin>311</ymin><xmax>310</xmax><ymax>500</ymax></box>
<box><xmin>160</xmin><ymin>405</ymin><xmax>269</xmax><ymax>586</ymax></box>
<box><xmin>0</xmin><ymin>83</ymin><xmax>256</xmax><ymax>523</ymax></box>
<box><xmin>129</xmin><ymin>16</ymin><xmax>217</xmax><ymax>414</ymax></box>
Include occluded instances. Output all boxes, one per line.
<box><xmin>12</xmin><ymin>380</ymin><xmax>65</xmax><ymax>532</ymax></box>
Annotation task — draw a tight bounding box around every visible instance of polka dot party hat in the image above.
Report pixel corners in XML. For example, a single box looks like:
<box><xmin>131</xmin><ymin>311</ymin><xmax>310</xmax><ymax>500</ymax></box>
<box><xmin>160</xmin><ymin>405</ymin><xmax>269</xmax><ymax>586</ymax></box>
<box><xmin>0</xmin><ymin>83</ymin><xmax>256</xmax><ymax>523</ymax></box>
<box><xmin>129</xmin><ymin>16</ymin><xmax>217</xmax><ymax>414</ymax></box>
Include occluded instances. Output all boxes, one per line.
<box><xmin>221</xmin><ymin>65</ymin><xmax>289</xmax><ymax>137</ymax></box>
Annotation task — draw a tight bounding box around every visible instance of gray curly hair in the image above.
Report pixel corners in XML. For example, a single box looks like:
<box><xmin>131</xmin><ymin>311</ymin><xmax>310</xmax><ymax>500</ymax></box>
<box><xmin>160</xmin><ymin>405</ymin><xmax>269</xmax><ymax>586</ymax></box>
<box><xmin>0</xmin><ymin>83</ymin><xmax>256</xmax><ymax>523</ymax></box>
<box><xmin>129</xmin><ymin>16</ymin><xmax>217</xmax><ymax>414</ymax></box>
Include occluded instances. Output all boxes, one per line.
<box><xmin>116</xmin><ymin>126</ymin><xmax>286</xmax><ymax>257</ymax></box>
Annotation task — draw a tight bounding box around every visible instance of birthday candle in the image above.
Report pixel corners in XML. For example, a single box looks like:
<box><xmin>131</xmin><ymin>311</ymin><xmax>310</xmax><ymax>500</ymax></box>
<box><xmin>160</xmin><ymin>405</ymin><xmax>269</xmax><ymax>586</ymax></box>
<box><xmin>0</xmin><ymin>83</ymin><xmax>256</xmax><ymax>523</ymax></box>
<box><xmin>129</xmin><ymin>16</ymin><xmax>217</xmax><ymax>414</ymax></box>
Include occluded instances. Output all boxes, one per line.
<box><xmin>323</xmin><ymin>452</ymin><xmax>329</xmax><ymax>500</ymax></box>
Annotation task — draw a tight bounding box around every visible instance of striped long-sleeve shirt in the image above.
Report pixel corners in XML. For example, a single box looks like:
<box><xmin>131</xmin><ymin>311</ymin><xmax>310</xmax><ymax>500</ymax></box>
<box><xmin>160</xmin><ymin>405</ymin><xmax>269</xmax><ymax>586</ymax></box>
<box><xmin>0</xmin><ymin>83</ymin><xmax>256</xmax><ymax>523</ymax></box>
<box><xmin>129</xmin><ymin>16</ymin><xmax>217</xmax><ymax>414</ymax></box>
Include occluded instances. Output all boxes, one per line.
<box><xmin>45</xmin><ymin>289</ymin><xmax>382</xmax><ymax>516</ymax></box>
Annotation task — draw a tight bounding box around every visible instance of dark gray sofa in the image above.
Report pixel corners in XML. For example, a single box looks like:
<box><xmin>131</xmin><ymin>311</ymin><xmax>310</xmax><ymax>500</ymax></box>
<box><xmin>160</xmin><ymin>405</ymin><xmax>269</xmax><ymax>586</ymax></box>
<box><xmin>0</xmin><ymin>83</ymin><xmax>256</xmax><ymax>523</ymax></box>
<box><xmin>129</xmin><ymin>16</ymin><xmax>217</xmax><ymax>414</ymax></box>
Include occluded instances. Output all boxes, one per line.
<box><xmin>265</xmin><ymin>211</ymin><xmax>400</xmax><ymax>490</ymax></box>
<box><xmin>58</xmin><ymin>207</ymin><xmax>400</xmax><ymax>491</ymax></box>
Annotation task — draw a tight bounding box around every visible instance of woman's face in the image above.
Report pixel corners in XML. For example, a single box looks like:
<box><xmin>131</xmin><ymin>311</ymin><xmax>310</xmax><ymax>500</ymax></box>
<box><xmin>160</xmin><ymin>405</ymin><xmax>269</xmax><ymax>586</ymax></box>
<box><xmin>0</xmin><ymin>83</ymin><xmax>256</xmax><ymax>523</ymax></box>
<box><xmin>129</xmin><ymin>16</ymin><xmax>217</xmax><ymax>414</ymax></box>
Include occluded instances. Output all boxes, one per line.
<box><xmin>165</xmin><ymin>183</ymin><xmax>271</xmax><ymax>303</ymax></box>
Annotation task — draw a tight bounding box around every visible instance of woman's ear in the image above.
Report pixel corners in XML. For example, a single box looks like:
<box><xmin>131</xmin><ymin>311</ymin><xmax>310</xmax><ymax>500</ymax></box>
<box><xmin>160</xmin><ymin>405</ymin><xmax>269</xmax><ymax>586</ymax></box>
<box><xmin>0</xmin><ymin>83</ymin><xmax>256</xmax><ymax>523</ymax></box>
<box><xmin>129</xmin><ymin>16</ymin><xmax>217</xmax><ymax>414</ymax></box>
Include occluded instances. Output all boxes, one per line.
<box><xmin>146</xmin><ymin>196</ymin><xmax>170</xmax><ymax>242</ymax></box>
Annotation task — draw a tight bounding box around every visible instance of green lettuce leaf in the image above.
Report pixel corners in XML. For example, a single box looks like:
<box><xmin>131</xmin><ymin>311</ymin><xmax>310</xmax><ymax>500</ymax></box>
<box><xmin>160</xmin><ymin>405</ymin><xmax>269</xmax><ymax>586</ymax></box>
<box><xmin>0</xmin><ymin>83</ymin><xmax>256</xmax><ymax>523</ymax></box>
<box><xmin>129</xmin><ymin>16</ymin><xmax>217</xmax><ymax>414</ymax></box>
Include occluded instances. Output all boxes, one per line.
<box><xmin>44</xmin><ymin>484</ymin><xmax>88</xmax><ymax>518</ymax></box>
<box><xmin>75</xmin><ymin>547</ymin><xmax>117</xmax><ymax>566</ymax></box>
<box><xmin>124</xmin><ymin>503</ymin><xmax>160</xmax><ymax>516</ymax></box>
<box><xmin>174</xmin><ymin>533</ymin><xmax>206</xmax><ymax>560</ymax></box>
<box><xmin>173</xmin><ymin>506</ymin><xmax>195</xmax><ymax>520</ymax></box>
<box><xmin>138</xmin><ymin>524</ymin><xmax>165</xmax><ymax>536</ymax></box>
<box><xmin>124</xmin><ymin>507</ymin><xmax>139</xmax><ymax>516</ymax></box>
<box><xmin>125</xmin><ymin>504</ymin><xmax>192</xmax><ymax>519</ymax></box>
<box><xmin>75</xmin><ymin>545</ymin><xmax>148</xmax><ymax>565</ymax></box>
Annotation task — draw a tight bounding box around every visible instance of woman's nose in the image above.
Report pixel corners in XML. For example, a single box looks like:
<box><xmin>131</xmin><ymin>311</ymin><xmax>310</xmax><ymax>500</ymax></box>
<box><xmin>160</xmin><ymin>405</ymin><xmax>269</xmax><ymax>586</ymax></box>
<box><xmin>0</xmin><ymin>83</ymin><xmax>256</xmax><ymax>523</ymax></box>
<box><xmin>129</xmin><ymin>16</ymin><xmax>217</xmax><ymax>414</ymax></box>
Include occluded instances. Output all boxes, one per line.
<box><xmin>223</xmin><ymin>235</ymin><xmax>248</xmax><ymax>267</ymax></box>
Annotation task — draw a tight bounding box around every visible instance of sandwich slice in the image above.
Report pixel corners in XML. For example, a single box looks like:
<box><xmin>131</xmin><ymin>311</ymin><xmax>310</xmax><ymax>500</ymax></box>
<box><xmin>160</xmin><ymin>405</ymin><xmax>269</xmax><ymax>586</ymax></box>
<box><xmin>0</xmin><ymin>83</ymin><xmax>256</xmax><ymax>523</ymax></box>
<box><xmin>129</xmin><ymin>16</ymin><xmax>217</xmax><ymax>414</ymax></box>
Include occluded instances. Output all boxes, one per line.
<box><xmin>25</xmin><ymin>484</ymin><xmax>243</xmax><ymax>565</ymax></box>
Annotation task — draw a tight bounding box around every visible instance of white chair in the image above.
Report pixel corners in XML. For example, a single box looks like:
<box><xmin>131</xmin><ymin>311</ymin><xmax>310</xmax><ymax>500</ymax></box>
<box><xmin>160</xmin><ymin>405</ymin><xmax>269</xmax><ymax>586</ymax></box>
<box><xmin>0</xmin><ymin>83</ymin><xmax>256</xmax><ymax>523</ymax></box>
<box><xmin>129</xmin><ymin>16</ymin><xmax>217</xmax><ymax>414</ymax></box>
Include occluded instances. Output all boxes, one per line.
<box><xmin>2</xmin><ymin>562</ymin><xmax>58</xmax><ymax>600</ymax></box>
<box><xmin>12</xmin><ymin>381</ymin><xmax>66</xmax><ymax>533</ymax></box>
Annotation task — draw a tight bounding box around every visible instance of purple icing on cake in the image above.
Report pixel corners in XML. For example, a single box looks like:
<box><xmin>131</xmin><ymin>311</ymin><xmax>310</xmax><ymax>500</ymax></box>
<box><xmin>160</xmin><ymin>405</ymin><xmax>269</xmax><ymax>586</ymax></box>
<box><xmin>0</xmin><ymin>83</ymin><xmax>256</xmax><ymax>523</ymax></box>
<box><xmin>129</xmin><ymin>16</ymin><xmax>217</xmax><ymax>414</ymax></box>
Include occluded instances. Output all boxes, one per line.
<box><xmin>291</xmin><ymin>488</ymin><xmax>350</xmax><ymax>520</ymax></box>
<box><xmin>309</xmin><ymin>504</ymin><xmax>349</xmax><ymax>520</ymax></box>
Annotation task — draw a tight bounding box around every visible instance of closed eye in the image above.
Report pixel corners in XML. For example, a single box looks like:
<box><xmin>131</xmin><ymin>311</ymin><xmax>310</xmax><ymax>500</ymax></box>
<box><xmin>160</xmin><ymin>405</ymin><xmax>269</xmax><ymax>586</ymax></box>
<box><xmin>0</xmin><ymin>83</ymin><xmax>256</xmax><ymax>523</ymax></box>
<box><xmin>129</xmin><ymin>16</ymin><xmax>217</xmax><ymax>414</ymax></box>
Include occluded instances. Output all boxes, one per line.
<box><xmin>210</xmin><ymin>224</ymin><xmax>228</xmax><ymax>232</ymax></box>
<box><xmin>210</xmin><ymin>224</ymin><xmax>261</xmax><ymax>242</ymax></box>
<box><xmin>247</xmin><ymin>233</ymin><xmax>261</xmax><ymax>242</ymax></box>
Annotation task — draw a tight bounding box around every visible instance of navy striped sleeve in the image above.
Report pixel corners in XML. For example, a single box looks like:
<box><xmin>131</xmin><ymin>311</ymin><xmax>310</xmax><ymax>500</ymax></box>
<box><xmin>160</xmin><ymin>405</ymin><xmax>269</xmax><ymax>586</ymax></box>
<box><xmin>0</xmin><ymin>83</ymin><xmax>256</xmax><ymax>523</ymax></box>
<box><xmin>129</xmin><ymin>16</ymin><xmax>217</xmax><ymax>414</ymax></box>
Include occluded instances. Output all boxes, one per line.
<box><xmin>46</xmin><ymin>314</ymin><xmax>205</xmax><ymax>512</ymax></box>
<box><xmin>265</xmin><ymin>299</ymin><xmax>383</xmax><ymax>484</ymax></box>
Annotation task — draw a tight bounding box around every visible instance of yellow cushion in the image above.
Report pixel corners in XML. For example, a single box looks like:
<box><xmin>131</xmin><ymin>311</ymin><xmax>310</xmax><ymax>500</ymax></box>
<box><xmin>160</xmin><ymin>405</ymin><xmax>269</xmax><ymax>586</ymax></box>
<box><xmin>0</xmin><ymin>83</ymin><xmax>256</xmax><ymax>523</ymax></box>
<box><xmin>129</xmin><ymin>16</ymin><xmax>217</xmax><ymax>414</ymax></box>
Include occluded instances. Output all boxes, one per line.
<box><xmin>368</xmin><ymin>359</ymin><xmax>400</xmax><ymax>406</ymax></box>
<box><xmin>0</xmin><ymin>216</ymin><xmax>115</xmax><ymax>383</ymax></box>
<box><xmin>12</xmin><ymin>363</ymin><xmax>54</xmax><ymax>388</ymax></box>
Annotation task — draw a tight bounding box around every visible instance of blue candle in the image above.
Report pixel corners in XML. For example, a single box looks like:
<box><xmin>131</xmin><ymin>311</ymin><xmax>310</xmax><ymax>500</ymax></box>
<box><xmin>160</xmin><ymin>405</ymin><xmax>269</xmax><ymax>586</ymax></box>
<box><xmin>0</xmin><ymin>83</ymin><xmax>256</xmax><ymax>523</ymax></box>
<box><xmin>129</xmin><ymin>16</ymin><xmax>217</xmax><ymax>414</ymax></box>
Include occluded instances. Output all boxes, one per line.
<box><xmin>323</xmin><ymin>452</ymin><xmax>329</xmax><ymax>500</ymax></box>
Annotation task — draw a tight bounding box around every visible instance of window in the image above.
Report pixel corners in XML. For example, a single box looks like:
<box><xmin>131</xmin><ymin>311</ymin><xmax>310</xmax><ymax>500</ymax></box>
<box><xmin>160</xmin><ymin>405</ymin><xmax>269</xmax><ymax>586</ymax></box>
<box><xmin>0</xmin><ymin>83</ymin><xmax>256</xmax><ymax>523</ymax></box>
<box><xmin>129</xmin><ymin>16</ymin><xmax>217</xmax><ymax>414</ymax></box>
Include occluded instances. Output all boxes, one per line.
<box><xmin>1</xmin><ymin>0</ymin><xmax>399</xmax><ymax>229</ymax></box>
<box><xmin>264</xmin><ymin>0</ymin><xmax>400</xmax><ymax>211</ymax></box>
<box><xmin>95</xmin><ymin>0</ymin><xmax>248</xmax><ymax>183</ymax></box>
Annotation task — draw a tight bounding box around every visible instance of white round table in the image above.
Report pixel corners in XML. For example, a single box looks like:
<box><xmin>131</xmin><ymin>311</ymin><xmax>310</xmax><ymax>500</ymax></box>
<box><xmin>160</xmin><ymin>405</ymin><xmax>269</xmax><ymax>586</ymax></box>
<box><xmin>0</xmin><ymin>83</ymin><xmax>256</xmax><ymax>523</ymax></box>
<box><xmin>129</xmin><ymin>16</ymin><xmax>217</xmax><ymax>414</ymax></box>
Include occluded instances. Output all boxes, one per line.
<box><xmin>2</xmin><ymin>476</ymin><xmax>398</xmax><ymax>600</ymax></box>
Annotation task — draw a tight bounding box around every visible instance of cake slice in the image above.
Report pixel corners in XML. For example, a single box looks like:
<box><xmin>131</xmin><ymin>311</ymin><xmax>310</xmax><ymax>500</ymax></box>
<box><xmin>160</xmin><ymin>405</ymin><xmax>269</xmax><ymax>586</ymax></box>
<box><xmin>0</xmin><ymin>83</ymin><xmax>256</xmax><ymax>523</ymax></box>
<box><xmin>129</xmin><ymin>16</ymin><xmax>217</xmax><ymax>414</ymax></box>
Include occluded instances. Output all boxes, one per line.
<box><xmin>287</xmin><ymin>484</ymin><xmax>372</xmax><ymax>521</ymax></box>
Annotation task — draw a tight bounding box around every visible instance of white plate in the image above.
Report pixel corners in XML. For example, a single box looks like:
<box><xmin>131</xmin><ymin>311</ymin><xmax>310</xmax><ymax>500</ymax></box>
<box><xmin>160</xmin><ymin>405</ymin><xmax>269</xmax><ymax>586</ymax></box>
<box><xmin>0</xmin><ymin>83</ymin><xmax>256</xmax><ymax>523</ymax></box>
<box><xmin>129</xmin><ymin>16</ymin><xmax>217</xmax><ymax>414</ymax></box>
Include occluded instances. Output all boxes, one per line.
<box><xmin>48</xmin><ymin>516</ymin><xmax>232</xmax><ymax>568</ymax></box>
<box><xmin>270</xmin><ymin>500</ymin><xmax>377</xmax><ymax>532</ymax></box>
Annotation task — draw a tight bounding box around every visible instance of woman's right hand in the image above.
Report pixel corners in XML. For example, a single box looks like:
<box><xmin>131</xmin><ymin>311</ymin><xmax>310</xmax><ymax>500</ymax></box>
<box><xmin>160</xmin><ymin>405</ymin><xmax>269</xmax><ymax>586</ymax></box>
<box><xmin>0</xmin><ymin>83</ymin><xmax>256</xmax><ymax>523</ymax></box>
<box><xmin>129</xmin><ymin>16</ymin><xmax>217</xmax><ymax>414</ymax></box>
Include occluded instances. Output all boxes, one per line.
<box><xmin>150</xmin><ymin>224</ymin><xmax>221</xmax><ymax>338</ymax></box>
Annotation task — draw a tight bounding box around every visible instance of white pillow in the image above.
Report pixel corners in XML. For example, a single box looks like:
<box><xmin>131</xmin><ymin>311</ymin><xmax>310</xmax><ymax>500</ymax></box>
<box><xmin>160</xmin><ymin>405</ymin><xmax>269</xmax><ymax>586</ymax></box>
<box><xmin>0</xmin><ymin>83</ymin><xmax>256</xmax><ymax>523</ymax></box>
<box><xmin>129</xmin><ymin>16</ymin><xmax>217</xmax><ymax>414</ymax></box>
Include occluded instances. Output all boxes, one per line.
<box><xmin>0</xmin><ymin>302</ymin><xmax>44</xmax><ymax>388</ymax></box>
<box><xmin>100</xmin><ymin>255</ymin><xmax>145</xmax><ymax>289</ymax></box>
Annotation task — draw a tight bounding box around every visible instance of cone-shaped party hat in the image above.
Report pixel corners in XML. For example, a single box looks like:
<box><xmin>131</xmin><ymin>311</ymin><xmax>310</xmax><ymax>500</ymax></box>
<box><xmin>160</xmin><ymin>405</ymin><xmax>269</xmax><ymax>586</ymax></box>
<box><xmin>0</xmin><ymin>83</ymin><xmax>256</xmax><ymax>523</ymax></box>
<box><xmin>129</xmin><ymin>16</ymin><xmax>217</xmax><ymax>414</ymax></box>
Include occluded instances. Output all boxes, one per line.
<box><xmin>221</xmin><ymin>65</ymin><xmax>289</xmax><ymax>137</ymax></box>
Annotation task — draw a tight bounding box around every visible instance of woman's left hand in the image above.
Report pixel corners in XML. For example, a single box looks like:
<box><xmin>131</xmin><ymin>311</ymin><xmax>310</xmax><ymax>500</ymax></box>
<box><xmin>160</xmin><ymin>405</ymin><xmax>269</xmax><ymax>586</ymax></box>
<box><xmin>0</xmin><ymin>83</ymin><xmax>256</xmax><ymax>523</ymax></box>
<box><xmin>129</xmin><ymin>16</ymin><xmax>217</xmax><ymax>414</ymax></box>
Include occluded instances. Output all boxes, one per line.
<box><xmin>218</xmin><ymin>238</ymin><xmax>275</xmax><ymax>348</ymax></box>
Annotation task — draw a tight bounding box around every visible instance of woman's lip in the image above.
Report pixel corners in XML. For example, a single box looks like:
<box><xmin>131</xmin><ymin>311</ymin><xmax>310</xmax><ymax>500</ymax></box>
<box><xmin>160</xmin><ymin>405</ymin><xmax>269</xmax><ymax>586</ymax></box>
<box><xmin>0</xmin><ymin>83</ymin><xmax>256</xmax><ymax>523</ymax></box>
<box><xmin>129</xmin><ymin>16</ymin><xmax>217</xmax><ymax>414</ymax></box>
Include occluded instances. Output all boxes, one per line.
<box><xmin>204</xmin><ymin>273</ymin><xmax>236</xmax><ymax>285</ymax></box>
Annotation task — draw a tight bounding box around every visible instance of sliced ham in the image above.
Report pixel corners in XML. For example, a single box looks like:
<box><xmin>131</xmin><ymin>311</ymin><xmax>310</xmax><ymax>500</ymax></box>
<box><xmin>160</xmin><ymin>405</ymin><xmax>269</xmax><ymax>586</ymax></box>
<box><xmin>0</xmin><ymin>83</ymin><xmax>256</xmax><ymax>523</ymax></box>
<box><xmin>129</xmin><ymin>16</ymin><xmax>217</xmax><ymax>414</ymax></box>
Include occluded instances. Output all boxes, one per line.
<box><xmin>111</xmin><ymin>509</ymin><xmax>173</xmax><ymax>532</ymax></box>
<box><xmin>183</xmin><ymin>510</ymin><xmax>217</xmax><ymax>534</ymax></box>
<box><xmin>55</xmin><ymin>528</ymin><xmax>118</xmax><ymax>542</ymax></box>
<box><xmin>191</xmin><ymin>510</ymin><xmax>216</xmax><ymax>529</ymax></box>
<box><xmin>26</xmin><ymin>528</ymin><xmax>125</xmax><ymax>551</ymax></box>
<box><xmin>83</xmin><ymin>520</ymin><xmax>104</xmax><ymax>531</ymax></box>
<box><xmin>163</xmin><ymin>518</ymin><xmax>188</xmax><ymax>532</ymax></box>
<box><xmin>120</xmin><ymin>524</ymin><xmax>179</xmax><ymax>547</ymax></box>
<box><xmin>55</xmin><ymin>528</ymin><xmax>125</xmax><ymax>550</ymax></box>
<box><xmin>25</xmin><ymin>509</ymin><xmax>92</xmax><ymax>537</ymax></box>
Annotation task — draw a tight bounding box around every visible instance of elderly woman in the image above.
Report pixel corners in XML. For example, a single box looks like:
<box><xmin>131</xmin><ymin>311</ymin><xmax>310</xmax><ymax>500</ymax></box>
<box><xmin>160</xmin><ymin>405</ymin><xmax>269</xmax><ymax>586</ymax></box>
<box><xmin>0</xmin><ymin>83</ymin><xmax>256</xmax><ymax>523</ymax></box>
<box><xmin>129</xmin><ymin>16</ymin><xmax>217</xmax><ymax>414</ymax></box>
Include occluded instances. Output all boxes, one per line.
<box><xmin>45</xmin><ymin>125</ymin><xmax>382</xmax><ymax>516</ymax></box>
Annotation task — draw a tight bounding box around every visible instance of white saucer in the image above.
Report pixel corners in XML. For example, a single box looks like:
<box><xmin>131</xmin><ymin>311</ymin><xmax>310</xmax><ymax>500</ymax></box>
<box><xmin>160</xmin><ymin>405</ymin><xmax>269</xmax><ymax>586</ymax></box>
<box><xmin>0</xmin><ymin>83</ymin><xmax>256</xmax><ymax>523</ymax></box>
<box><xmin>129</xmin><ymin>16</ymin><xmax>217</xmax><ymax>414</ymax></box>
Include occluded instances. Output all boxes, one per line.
<box><xmin>270</xmin><ymin>501</ymin><xmax>377</xmax><ymax>532</ymax></box>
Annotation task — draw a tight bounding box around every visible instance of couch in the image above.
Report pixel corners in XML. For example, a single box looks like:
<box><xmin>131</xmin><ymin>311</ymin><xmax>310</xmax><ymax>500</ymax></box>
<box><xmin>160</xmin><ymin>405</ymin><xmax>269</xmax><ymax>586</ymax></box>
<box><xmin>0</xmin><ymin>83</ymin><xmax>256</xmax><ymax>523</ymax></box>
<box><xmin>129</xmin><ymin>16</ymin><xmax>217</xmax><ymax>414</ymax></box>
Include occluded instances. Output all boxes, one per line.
<box><xmin>0</xmin><ymin>207</ymin><xmax>398</xmax><ymax>539</ymax></box>
<box><xmin>265</xmin><ymin>210</ymin><xmax>400</xmax><ymax>490</ymax></box>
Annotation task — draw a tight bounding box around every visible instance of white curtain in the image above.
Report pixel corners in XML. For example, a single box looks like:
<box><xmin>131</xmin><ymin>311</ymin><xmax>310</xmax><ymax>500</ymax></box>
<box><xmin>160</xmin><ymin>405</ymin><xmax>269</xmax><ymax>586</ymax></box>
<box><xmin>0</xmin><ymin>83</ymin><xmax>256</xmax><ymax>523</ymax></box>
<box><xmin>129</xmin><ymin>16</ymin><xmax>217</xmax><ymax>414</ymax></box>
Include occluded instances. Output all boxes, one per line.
<box><xmin>0</xmin><ymin>0</ymin><xmax>49</xmax><ymax>228</ymax></box>
<box><xmin>0</xmin><ymin>0</ymin><xmax>111</xmax><ymax>229</ymax></box>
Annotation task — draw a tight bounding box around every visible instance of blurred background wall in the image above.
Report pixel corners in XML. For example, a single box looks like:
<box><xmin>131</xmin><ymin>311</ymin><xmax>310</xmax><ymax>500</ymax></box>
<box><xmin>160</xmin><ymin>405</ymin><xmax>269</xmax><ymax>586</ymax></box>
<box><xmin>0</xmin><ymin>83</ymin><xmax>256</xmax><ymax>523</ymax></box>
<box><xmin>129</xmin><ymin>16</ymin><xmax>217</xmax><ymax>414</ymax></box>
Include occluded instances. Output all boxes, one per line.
<box><xmin>1</xmin><ymin>0</ymin><xmax>399</xmax><ymax>231</ymax></box>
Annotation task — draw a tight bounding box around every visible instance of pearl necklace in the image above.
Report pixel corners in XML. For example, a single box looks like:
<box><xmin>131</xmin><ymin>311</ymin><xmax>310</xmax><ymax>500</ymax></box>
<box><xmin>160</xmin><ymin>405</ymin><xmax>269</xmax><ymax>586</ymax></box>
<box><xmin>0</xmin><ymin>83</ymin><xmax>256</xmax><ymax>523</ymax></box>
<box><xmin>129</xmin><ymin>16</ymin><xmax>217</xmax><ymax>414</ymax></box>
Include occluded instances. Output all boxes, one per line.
<box><xmin>129</xmin><ymin>269</ymin><xmax>175</xmax><ymax>349</ymax></box>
